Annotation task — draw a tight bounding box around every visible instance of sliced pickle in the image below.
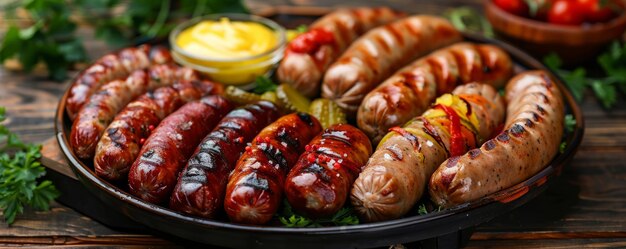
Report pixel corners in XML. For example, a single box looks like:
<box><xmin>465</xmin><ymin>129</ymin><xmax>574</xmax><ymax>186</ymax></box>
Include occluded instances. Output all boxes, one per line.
<box><xmin>276</xmin><ymin>83</ymin><xmax>311</xmax><ymax>113</ymax></box>
<box><xmin>260</xmin><ymin>91</ymin><xmax>278</xmax><ymax>103</ymax></box>
<box><xmin>224</xmin><ymin>86</ymin><xmax>262</xmax><ymax>105</ymax></box>
<box><xmin>309</xmin><ymin>98</ymin><xmax>347</xmax><ymax>129</ymax></box>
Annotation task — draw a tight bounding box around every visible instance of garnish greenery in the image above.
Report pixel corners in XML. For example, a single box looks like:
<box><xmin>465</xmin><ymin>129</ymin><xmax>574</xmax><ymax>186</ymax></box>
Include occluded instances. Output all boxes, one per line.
<box><xmin>417</xmin><ymin>203</ymin><xmax>443</xmax><ymax>215</ymax></box>
<box><xmin>0</xmin><ymin>107</ymin><xmax>59</xmax><ymax>224</ymax></box>
<box><xmin>444</xmin><ymin>7</ymin><xmax>494</xmax><ymax>38</ymax></box>
<box><xmin>0</xmin><ymin>0</ymin><xmax>87</xmax><ymax>81</ymax></box>
<box><xmin>278</xmin><ymin>200</ymin><xmax>359</xmax><ymax>227</ymax></box>
<box><xmin>253</xmin><ymin>75</ymin><xmax>278</xmax><ymax>94</ymax></box>
<box><xmin>544</xmin><ymin>41</ymin><xmax>626</xmax><ymax>109</ymax></box>
<box><xmin>564</xmin><ymin>114</ymin><xmax>576</xmax><ymax>133</ymax></box>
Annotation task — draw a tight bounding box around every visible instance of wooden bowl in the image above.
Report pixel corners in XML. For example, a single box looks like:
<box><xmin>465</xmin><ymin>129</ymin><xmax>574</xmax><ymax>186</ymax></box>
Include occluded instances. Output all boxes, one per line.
<box><xmin>485</xmin><ymin>0</ymin><xmax>626</xmax><ymax>65</ymax></box>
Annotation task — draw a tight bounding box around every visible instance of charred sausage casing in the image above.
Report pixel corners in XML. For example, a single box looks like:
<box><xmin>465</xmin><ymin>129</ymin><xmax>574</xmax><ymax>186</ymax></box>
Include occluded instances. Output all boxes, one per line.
<box><xmin>429</xmin><ymin>70</ymin><xmax>564</xmax><ymax>207</ymax></box>
<box><xmin>70</xmin><ymin>64</ymin><xmax>200</xmax><ymax>160</ymax></box>
<box><xmin>169</xmin><ymin>101</ymin><xmax>281</xmax><ymax>218</ymax></box>
<box><xmin>284</xmin><ymin>124</ymin><xmax>372</xmax><ymax>218</ymax></box>
<box><xmin>223</xmin><ymin>113</ymin><xmax>322</xmax><ymax>225</ymax></box>
<box><xmin>357</xmin><ymin>42</ymin><xmax>513</xmax><ymax>144</ymax></box>
<box><xmin>351</xmin><ymin>83</ymin><xmax>505</xmax><ymax>222</ymax></box>
<box><xmin>128</xmin><ymin>96</ymin><xmax>233</xmax><ymax>204</ymax></box>
<box><xmin>94</xmin><ymin>80</ymin><xmax>223</xmax><ymax>181</ymax></box>
<box><xmin>277</xmin><ymin>7</ymin><xmax>404</xmax><ymax>97</ymax></box>
<box><xmin>66</xmin><ymin>45</ymin><xmax>172</xmax><ymax>119</ymax></box>
<box><xmin>321</xmin><ymin>15</ymin><xmax>462</xmax><ymax>116</ymax></box>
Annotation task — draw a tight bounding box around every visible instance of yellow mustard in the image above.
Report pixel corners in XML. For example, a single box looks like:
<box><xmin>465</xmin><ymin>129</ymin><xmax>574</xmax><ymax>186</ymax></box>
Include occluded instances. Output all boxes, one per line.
<box><xmin>176</xmin><ymin>17</ymin><xmax>277</xmax><ymax>59</ymax></box>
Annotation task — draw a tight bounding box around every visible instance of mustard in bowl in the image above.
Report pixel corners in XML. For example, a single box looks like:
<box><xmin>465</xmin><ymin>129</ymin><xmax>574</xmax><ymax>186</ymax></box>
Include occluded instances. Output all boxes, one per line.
<box><xmin>170</xmin><ymin>13</ymin><xmax>286</xmax><ymax>86</ymax></box>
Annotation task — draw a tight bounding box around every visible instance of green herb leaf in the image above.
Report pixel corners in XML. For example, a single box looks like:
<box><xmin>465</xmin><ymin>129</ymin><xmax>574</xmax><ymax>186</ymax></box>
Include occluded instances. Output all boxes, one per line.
<box><xmin>564</xmin><ymin>114</ymin><xmax>576</xmax><ymax>133</ymax></box>
<box><xmin>543</xmin><ymin>53</ymin><xmax>562</xmax><ymax>71</ymax></box>
<box><xmin>0</xmin><ymin>107</ymin><xmax>59</xmax><ymax>225</ymax></box>
<box><xmin>417</xmin><ymin>204</ymin><xmax>428</xmax><ymax>215</ymax></box>
<box><xmin>296</xmin><ymin>25</ymin><xmax>308</xmax><ymax>33</ymax></box>
<box><xmin>277</xmin><ymin>200</ymin><xmax>359</xmax><ymax>227</ymax></box>
<box><xmin>559</xmin><ymin>141</ymin><xmax>567</xmax><ymax>153</ymax></box>
<box><xmin>253</xmin><ymin>76</ymin><xmax>278</xmax><ymax>94</ymax></box>
<box><xmin>444</xmin><ymin>7</ymin><xmax>494</xmax><ymax>38</ymax></box>
<box><xmin>591</xmin><ymin>80</ymin><xmax>617</xmax><ymax>108</ymax></box>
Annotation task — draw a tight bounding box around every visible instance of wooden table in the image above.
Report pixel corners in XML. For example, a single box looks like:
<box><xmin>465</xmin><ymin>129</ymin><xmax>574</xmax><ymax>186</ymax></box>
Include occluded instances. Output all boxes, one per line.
<box><xmin>1</xmin><ymin>0</ymin><xmax>625</xmax><ymax>248</ymax></box>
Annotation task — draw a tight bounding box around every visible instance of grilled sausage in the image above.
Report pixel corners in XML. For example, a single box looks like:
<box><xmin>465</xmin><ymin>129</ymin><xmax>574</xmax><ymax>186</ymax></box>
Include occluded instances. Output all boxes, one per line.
<box><xmin>224</xmin><ymin>113</ymin><xmax>322</xmax><ymax>224</ymax></box>
<box><xmin>284</xmin><ymin>124</ymin><xmax>372</xmax><ymax>218</ymax></box>
<box><xmin>66</xmin><ymin>45</ymin><xmax>172</xmax><ymax>119</ymax></box>
<box><xmin>94</xmin><ymin>80</ymin><xmax>223</xmax><ymax>181</ymax></box>
<box><xmin>321</xmin><ymin>15</ymin><xmax>462</xmax><ymax>116</ymax></box>
<box><xmin>169</xmin><ymin>101</ymin><xmax>281</xmax><ymax>218</ymax></box>
<box><xmin>351</xmin><ymin>83</ymin><xmax>505</xmax><ymax>222</ymax></box>
<box><xmin>429</xmin><ymin>71</ymin><xmax>564</xmax><ymax>207</ymax></box>
<box><xmin>70</xmin><ymin>64</ymin><xmax>200</xmax><ymax>160</ymax></box>
<box><xmin>128</xmin><ymin>96</ymin><xmax>233</xmax><ymax>204</ymax></box>
<box><xmin>277</xmin><ymin>7</ymin><xmax>404</xmax><ymax>97</ymax></box>
<box><xmin>357</xmin><ymin>43</ymin><xmax>513</xmax><ymax>144</ymax></box>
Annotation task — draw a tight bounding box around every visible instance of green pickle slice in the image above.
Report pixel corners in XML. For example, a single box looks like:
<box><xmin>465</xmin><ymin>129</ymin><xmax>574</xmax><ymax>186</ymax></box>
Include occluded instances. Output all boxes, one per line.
<box><xmin>309</xmin><ymin>98</ymin><xmax>347</xmax><ymax>129</ymax></box>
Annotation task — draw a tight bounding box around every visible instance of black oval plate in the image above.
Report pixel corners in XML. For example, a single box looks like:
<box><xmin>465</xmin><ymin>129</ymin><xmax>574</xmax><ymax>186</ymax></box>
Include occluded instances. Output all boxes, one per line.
<box><xmin>55</xmin><ymin>32</ymin><xmax>584</xmax><ymax>249</ymax></box>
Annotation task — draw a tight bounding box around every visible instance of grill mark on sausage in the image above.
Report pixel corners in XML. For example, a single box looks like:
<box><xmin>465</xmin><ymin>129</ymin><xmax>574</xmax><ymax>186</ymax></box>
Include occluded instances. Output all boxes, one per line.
<box><xmin>385</xmin><ymin>24</ymin><xmax>405</xmax><ymax>47</ymax></box>
<box><xmin>419</xmin><ymin>117</ymin><xmax>450</xmax><ymax>156</ymax></box>
<box><xmin>240</xmin><ymin>173</ymin><xmax>270</xmax><ymax>191</ymax></box>
<box><xmin>468</xmin><ymin>148</ymin><xmax>481</xmax><ymax>159</ymax></box>
<box><xmin>258</xmin><ymin>142</ymin><xmax>289</xmax><ymax>168</ymax></box>
<box><xmin>484</xmin><ymin>139</ymin><xmax>496</xmax><ymax>151</ymax></box>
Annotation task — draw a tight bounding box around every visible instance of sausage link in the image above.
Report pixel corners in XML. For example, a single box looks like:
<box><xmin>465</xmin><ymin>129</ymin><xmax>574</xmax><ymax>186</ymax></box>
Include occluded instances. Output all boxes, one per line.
<box><xmin>321</xmin><ymin>15</ymin><xmax>462</xmax><ymax>116</ymax></box>
<box><xmin>66</xmin><ymin>45</ymin><xmax>172</xmax><ymax>119</ymax></box>
<box><xmin>169</xmin><ymin>101</ymin><xmax>281</xmax><ymax>218</ymax></box>
<box><xmin>429</xmin><ymin>71</ymin><xmax>564</xmax><ymax>207</ymax></box>
<box><xmin>128</xmin><ymin>96</ymin><xmax>234</xmax><ymax>204</ymax></box>
<box><xmin>70</xmin><ymin>64</ymin><xmax>200</xmax><ymax>160</ymax></box>
<box><xmin>277</xmin><ymin>7</ymin><xmax>404</xmax><ymax>97</ymax></box>
<box><xmin>351</xmin><ymin>83</ymin><xmax>505</xmax><ymax>222</ymax></box>
<box><xmin>357</xmin><ymin>43</ymin><xmax>513</xmax><ymax>144</ymax></box>
<box><xmin>285</xmin><ymin>124</ymin><xmax>372</xmax><ymax>218</ymax></box>
<box><xmin>224</xmin><ymin>113</ymin><xmax>322</xmax><ymax>224</ymax></box>
<box><xmin>94</xmin><ymin>80</ymin><xmax>223</xmax><ymax>181</ymax></box>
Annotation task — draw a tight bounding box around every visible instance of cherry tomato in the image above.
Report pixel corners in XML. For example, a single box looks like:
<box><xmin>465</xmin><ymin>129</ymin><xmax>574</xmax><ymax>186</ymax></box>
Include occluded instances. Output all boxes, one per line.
<box><xmin>494</xmin><ymin>0</ymin><xmax>530</xmax><ymax>16</ymax></box>
<box><xmin>548</xmin><ymin>0</ymin><xmax>585</xmax><ymax>25</ymax></box>
<box><xmin>576</xmin><ymin>0</ymin><xmax>618</xmax><ymax>23</ymax></box>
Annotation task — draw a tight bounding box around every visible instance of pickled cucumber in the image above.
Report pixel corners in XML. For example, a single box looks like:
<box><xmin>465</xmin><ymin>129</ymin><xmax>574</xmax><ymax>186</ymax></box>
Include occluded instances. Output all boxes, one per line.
<box><xmin>224</xmin><ymin>86</ymin><xmax>262</xmax><ymax>105</ymax></box>
<box><xmin>276</xmin><ymin>83</ymin><xmax>310</xmax><ymax>113</ymax></box>
<box><xmin>309</xmin><ymin>98</ymin><xmax>347</xmax><ymax>129</ymax></box>
<box><xmin>260</xmin><ymin>91</ymin><xmax>278</xmax><ymax>103</ymax></box>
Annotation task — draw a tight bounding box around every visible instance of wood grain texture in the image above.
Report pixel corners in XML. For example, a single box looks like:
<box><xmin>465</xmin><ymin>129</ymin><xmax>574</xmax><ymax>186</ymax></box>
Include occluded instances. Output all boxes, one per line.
<box><xmin>1</xmin><ymin>0</ymin><xmax>626</xmax><ymax>248</ymax></box>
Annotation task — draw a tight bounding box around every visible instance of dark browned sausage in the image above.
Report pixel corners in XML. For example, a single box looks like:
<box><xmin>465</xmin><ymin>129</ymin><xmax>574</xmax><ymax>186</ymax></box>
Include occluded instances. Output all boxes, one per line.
<box><xmin>277</xmin><ymin>7</ymin><xmax>404</xmax><ymax>97</ymax></box>
<box><xmin>70</xmin><ymin>64</ymin><xmax>199</xmax><ymax>160</ymax></box>
<box><xmin>429</xmin><ymin>71</ymin><xmax>564</xmax><ymax>207</ymax></box>
<box><xmin>169</xmin><ymin>101</ymin><xmax>281</xmax><ymax>218</ymax></box>
<box><xmin>284</xmin><ymin>124</ymin><xmax>372</xmax><ymax>218</ymax></box>
<box><xmin>223</xmin><ymin>113</ymin><xmax>322</xmax><ymax>224</ymax></box>
<box><xmin>94</xmin><ymin>80</ymin><xmax>223</xmax><ymax>181</ymax></box>
<box><xmin>66</xmin><ymin>45</ymin><xmax>172</xmax><ymax>119</ymax></box>
<box><xmin>128</xmin><ymin>96</ymin><xmax>233</xmax><ymax>204</ymax></box>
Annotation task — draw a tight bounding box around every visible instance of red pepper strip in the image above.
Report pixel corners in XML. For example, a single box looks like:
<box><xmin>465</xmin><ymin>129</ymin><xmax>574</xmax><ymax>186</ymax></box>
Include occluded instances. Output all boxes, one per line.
<box><xmin>287</xmin><ymin>28</ymin><xmax>335</xmax><ymax>55</ymax></box>
<box><xmin>435</xmin><ymin>104</ymin><xmax>465</xmax><ymax>157</ymax></box>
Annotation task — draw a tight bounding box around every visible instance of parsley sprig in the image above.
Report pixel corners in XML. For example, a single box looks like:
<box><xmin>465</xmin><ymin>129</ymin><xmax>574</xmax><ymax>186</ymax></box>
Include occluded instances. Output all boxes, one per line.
<box><xmin>544</xmin><ymin>41</ymin><xmax>626</xmax><ymax>109</ymax></box>
<box><xmin>278</xmin><ymin>200</ymin><xmax>359</xmax><ymax>228</ymax></box>
<box><xmin>0</xmin><ymin>107</ymin><xmax>59</xmax><ymax>224</ymax></box>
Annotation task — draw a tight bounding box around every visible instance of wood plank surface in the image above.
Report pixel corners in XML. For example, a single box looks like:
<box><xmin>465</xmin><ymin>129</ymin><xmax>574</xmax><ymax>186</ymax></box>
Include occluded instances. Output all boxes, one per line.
<box><xmin>0</xmin><ymin>0</ymin><xmax>625</xmax><ymax>248</ymax></box>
